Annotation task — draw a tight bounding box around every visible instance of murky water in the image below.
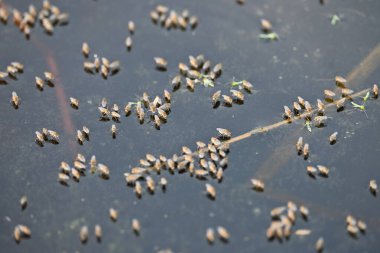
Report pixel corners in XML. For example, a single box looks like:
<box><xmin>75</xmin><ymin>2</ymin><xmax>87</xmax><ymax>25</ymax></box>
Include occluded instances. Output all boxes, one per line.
<box><xmin>0</xmin><ymin>0</ymin><xmax>380</xmax><ymax>252</ymax></box>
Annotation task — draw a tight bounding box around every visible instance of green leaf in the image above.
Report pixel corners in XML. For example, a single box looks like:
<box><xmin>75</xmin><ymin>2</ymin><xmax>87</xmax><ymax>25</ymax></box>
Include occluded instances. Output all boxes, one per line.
<box><xmin>202</xmin><ymin>78</ymin><xmax>214</xmax><ymax>88</ymax></box>
<box><xmin>331</xmin><ymin>14</ymin><xmax>341</xmax><ymax>26</ymax></box>
<box><xmin>305</xmin><ymin>121</ymin><xmax>312</xmax><ymax>132</ymax></box>
<box><xmin>363</xmin><ymin>91</ymin><xmax>370</xmax><ymax>102</ymax></box>
<box><xmin>259</xmin><ymin>32</ymin><xmax>279</xmax><ymax>41</ymax></box>
<box><xmin>231</xmin><ymin>81</ymin><xmax>242</xmax><ymax>87</ymax></box>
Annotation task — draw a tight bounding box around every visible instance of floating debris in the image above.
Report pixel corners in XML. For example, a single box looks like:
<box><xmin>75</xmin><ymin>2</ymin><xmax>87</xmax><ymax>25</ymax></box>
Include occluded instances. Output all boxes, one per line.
<box><xmin>295</xmin><ymin>229</ymin><xmax>311</xmax><ymax>236</ymax></box>
<box><xmin>259</xmin><ymin>32</ymin><xmax>279</xmax><ymax>41</ymax></box>
<box><xmin>331</xmin><ymin>14</ymin><xmax>341</xmax><ymax>26</ymax></box>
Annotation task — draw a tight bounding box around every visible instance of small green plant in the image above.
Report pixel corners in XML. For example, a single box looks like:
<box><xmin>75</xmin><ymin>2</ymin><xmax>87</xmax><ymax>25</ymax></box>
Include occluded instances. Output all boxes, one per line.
<box><xmin>231</xmin><ymin>79</ymin><xmax>244</xmax><ymax>87</ymax></box>
<box><xmin>304</xmin><ymin>119</ymin><xmax>312</xmax><ymax>132</ymax></box>
<box><xmin>202</xmin><ymin>77</ymin><xmax>215</xmax><ymax>88</ymax></box>
<box><xmin>351</xmin><ymin>91</ymin><xmax>369</xmax><ymax>118</ymax></box>
<box><xmin>197</xmin><ymin>74</ymin><xmax>215</xmax><ymax>88</ymax></box>
<box><xmin>331</xmin><ymin>14</ymin><xmax>341</xmax><ymax>26</ymax></box>
<box><xmin>259</xmin><ymin>32</ymin><xmax>279</xmax><ymax>41</ymax></box>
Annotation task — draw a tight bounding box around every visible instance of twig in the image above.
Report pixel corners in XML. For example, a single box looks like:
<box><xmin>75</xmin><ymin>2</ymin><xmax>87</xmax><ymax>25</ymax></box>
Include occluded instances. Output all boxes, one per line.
<box><xmin>226</xmin><ymin>88</ymin><xmax>370</xmax><ymax>145</ymax></box>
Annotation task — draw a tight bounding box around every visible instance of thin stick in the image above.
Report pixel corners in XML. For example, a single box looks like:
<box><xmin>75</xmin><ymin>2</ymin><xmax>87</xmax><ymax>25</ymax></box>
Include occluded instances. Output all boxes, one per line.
<box><xmin>226</xmin><ymin>88</ymin><xmax>370</xmax><ymax>145</ymax></box>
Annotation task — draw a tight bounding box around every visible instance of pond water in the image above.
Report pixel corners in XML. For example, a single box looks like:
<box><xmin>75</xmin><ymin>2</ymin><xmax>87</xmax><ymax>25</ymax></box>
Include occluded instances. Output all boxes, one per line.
<box><xmin>0</xmin><ymin>0</ymin><xmax>379</xmax><ymax>252</ymax></box>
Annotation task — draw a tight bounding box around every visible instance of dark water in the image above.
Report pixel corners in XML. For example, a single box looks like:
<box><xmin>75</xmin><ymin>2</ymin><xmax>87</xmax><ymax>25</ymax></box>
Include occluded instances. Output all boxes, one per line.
<box><xmin>0</xmin><ymin>0</ymin><xmax>380</xmax><ymax>252</ymax></box>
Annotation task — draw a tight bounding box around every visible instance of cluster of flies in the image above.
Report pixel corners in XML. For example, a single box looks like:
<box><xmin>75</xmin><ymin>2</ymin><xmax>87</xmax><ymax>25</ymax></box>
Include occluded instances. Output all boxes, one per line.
<box><xmin>12</xmin><ymin>196</ymin><xmax>30</xmax><ymax>243</ymax></box>
<box><xmin>76</xmin><ymin>126</ymin><xmax>90</xmax><ymax>145</ymax></box>
<box><xmin>265</xmin><ymin>202</ymin><xmax>326</xmax><ymax>252</ymax></box>
<box><xmin>0</xmin><ymin>61</ymin><xmax>23</xmax><ymax>84</ymax></box>
<box><xmin>205</xmin><ymin>226</ymin><xmax>230</xmax><ymax>244</ymax></box>
<box><xmin>0</xmin><ymin>62</ymin><xmax>23</xmax><ymax>109</ymax></box>
<box><xmin>173</xmin><ymin>54</ymin><xmax>253</xmax><ymax>109</ymax></box>
<box><xmin>79</xmin><ymin>218</ymin><xmax>140</xmax><ymax>244</ymax></box>
<box><xmin>58</xmin><ymin>153</ymin><xmax>110</xmax><ymax>186</ymax></box>
<box><xmin>283</xmin><ymin>77</ymin><xmax>378</xmax><ymax>129</ymax></box>
<box><xmin>0</xmin><ymin>0</ymin><xmax>69</xmax><ymax>38</ymax></box>
<box><xmin>150</xmin><ymin>5</ymin><xmax>198</xmax><ymax>31</ymax></box>
<box><xmin>108</xmin><ymin>209</ymin><xmax>141</xmax><ymax>235</ymax></box>
<box><xmin>295</xmin><ymin>136</ymin><xmax>331</xmax><ymax>178</ymax></box>
<box><xmin>289</xmin><ymin>79</ymin><xmax>379</xmax><ymax>195</ymax></box>
<box><xmin>171</xmin><ymin>54</ymin><xmax>254</xmax><ymax>108</ymax></box>
<box><xmin>35</xmin><ymin>128</ymin><xmax>59</xmax><ymax>146</ymax></box>
<box><xmin>98</xmin><ymin>97</ymin><xmax>123</xmax><ymax>124</ymax></box>
<box><xmin>82</xmin><ymin>42</ymin><xmax>120</xmax><ymax>79</ymax></box>
<box><xmin>124</xmin><ymin>128</ymin><xmax>232</xmax><ymax>200</ymax></box>
<box><xmin>125</xmin><ymin>20</ymin><xmax>135</xmax><ymax>51</ymax></box>
<box><xmin>35</xmin><ymin>71</ymin><xmax>55</xmax><ymax>90</ymax></box>
<box><xmin>13</xmin><ymin>224</ymin><xmax>31</xmax><ymax>244</ymax></box>
<box><xmin>282</xmin><ymin>78</ymin><xmax>377</xmax><ymax>244</ymax></box>
<box><xmin>5</xmin><ymin>0</ymin><xmax>378</xmax><ymax>250</ymax></box>
<box><xmin>211</xmin><ymin>79</ymin><xmax>253</xmax><ymax>109</ymax></box>
<box><xmin>345</xmin><ymin>215</ymin><xmax>367</xmax><ymax>238</ymax></box>
<box><xmin>124</xmin><ymin>90</ymin><xmax>172</xmax><ymax>130</ymax></box>
<box><xmin>174</xmin><ymin>54</ymin><xmax>222</xmax><ymax>90</ymax></box>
